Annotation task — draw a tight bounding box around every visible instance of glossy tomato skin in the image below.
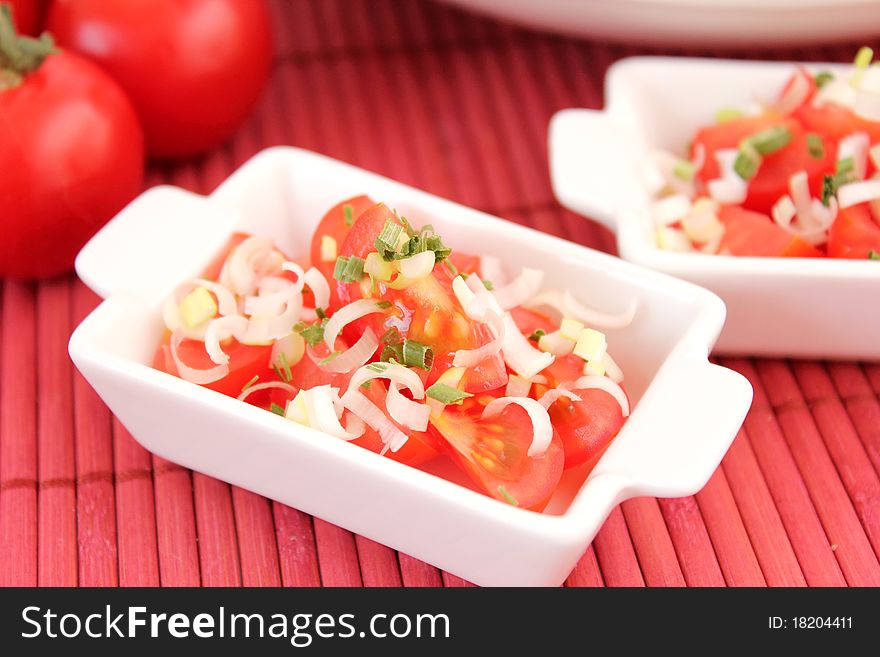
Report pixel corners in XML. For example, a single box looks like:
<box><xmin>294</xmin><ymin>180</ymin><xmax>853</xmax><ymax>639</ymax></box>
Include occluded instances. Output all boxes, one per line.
<box><xmin>0</xmin><ymin>51</ymin><xmax>144</xmax><ymax>278</ymax></box>
<box><xmin>429</xmin><ymin>394</ymin><xmax>565</xmax><ymax>510</ymax></box>
<box><xmin>547</xmin><ymin>388</ymin><xmax>625</xmax><ymax>470</ymax></box>
<box><xmin>48</xmin><ymin>0</ymin><xmax>273</xmax><ymax>158</ymax></box>
<box><xmin>7</xmin><ymin>0</ymin><xmax>45</xmax><ymax>35</ymax></box>
<box><xmin>827</xmin><ymin>203</ymin><xmax>880</xmax><ymax>259</ymax></box>
<box><xmin>718</xmin><ymin>206</ymin><xmax>824</xmax><ymax>258</ymax></box>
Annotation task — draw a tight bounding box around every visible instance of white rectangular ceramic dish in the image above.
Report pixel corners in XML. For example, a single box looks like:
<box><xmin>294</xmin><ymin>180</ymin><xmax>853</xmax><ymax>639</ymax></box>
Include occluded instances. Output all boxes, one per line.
<box><xmin>69</xmin><ymin>147</ymin><xmax>751</xmax><ymax>586</ymax></box>
<box><xmin>549</xmin><ymin>56</ymin><xmax>880</xmax><ymax>360</ymax></box>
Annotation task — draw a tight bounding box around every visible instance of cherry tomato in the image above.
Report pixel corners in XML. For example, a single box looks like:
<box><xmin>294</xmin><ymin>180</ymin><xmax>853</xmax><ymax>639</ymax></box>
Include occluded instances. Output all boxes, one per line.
<box><xmin>5</xmin><ymin>0</ymin><xmax>45</xmax><ymax>35</ymax></box>
<box><xmin>309</xmin><ymin>195</ymin><xmax>376</xmax><ymax>306</ymax></box>
<box><xmin>0</xmin><ymin>28</ymin><xmax>144</xmax><ymax>279</ymax></box>
<box><xmin>153</xmin><ymin>332</ymin><xmax>273</xmax><ymax>398</ymax></box>
<box><xmin>694</xmin><ymin>114</ymin><xmax>835</xmax><ymax>215</ymax></box>
<box><xmin>827</xmin><ymin>202</ymin><xmax>880</xmax><ymax>259</ymax></box>
<box><xmin>718</xmin><ymin>206</ymin><xmax>824</xmax><ymax>257</ymax></box>
<box><xmin>428</xmin><ymin>392</ymin><xmax>564</xmax><ymax>509</ymax></box>
<box><xmin>48</xmin><ymin>0</ymin><xmax>273</xmax><ymax>159</ymax></box>
<box><xmin>337</xmin><ymin>203</ymin><xmax>507</xmax><ymax>393</ymax></box>
<box><xmin>546</xmin><ymin>388</ymin><xmax>625</xmax><ymax>470</ymax></box>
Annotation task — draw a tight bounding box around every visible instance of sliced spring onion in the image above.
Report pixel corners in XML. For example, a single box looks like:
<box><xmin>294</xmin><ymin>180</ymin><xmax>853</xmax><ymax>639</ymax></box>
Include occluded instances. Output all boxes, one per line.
<box><xmin>204</xmin><ymin>315</ymin><xmax>249</xmax><ymax>365</ymax></box>
<box><xmin>490</xmin><ymin>267</ymin><xmax>544</xmax><ymax>310</ymax></box>
<box><xmin>481</xmin><ymin>397</ymin><xmax>552</xmax><ymax>458</ymax></box>
<box><xmin>364</xmin><ymin>251</ymin><xmax>395</xmax><ymax>281</ymax></box>
<box><xmin>714</xmin><ymin>107</ymin><xmax>743</xmax><ymax>123</ymax></box>
<box><xmin>479</xmin><ymin>255</ymin><xmax>508</xmax><ymax>287</ymax></box>
<box><xmin>237</xmin><ymin>381</ymin><xmax>297</xmax><ymax>403</ymax></box>
<box><xmin>402</xmin><ymin>339</ymin><xmax>434</xmax><ymax>370</ymax></box>
<box><xmin>303</xmin><ymin>267</ymin><xmax>331</xmax><ymax>310</ymax></box>
<box><xmin>837</xmin><ymin>179</ymin><xmax>880</xmax><ymax>208</ymax></box>
<box><xmin>316</xmin><ymin>328</ymin><xmax>379</xmax><ymax>374</ymax></box>
<box><xmin>397</xmin><ymin>250</ymin><xmax>436</xmax><ymax>280</ymax></box>
<box><xmin>603</xmin><ymin>352</ymin><xmax>625</xmax><ymax>384</ymax></box>
<box><xmin>570</xmin><ymin>375</ymin><xmax>630</xmax><ymax>417</ymax></box>
<box><xmin>426</xmin><ymin>367</ymin><xmax>467</xmax><ymax>418</ymax></box>
<box><xmin>343</xmin><ymin>203</ymin><xmax>355</xmax><ymax>226</ymax></box>
<box><xmin>524</xmin><ymin>290</ymin><xmax>638</xmax><ymax>330</ymax></box>
<box><xmin>855</xmin><ymin>46</ymin><xmax>874</xmax><ymax>70</ymax></box>
<box><xmin>375</xmin><ymin>217</ymin><xmax>404</xmax><ymax>259</ymax></box>
<box><xmin>869</xmin><ymin>250</ymin><xmax>880</xmax><ymax>260</ymax></box>
<box><xmin>501</xmin><ymin>313</ymin><xmax>554</xmax><ymax>379</ymax></box>
<box><xmin>323</xmin><ymin>299</ymin><xmax>388</xmax><ymax>352</ymax></box>
<box><xmin>806</xmin><ymin>133</ymin><xmax>824</xmax><ymax>159</ymax></box>
<box><xmin>497</xmin><ymin>486</ymin><xmax>518</xmax><ymax>506</ymax></box>
<box><xmin>332</xmin><ymin>255</ymin><xmax>365</xmax><ymax>283</ymax></box>
<box><xmin>775</xmin><ymin>69</ymin><xmax>811</xmax><ymax>115</ymax></box>
<box><xmin>169</xmin><ymin>329</ymin><xmax>229</xmax><ymax>385</ymax></box>
<box><xmin>386</xmin><ymin>381</ymin><xmax>431</xmax><ymax>432</ymax></box>
<box><xmin>426</xmin><ymin>382</ymin><xmax>473</xmax><ymax>405</ymax></box>
<box><xmin>179</xmin><ymin>286</ymin><xmax>218</xmax><ymax>328</ymax></box>
<box><xmin>733</xmin><ymin>142</ymin><xmax>762</xmax><ymax>180</ymax></box>
<box><xmin>537</xmin><ymin>388</ymin><xmax>582</xmax><ymax>410</ymax></box>
<box><xmin>340</xmin><ymin>389</ymin><xmax>408</xmax><ymax>453</ymax></box>
<box><xmin>814</xmin><ymin>71</ymin><xmax>834</xmax><ymax>89</ymax></box>
<box><xmin>527</xmin><ymin>329</ymin><xmax>546</xmax><ymax>342</ymax></box>
<box><xmin>749</xmin><ymin>126</ymin><xmax>793</xmax><ymax>155</ymax></box>
<box><xmin>270</xmin><ymin>403</ymin><xmax>286</xmax><ymax>416</ymax></box>
<box><xmin>672</xmin><ymin>159</ymin><xmax>695</xmax><ymax>181</ymax></box>
<box><xmin>837</xmin><ymin>132</ymin><xmax>870</xmax><ymax>179</ymax></box>
<box><xmin>219</xmin><ymin>235</ymin><xmax>283</xmax><ymax>296</ymax></box>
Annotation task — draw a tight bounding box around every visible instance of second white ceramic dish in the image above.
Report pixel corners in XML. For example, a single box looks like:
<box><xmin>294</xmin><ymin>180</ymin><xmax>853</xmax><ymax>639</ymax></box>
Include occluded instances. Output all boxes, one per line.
<box><xmin>550</xmin><ymin>56</ymin><xmax>880</xmax><ymax>360</ymax></box>
<box><xmin>441</xmin><ymin>0</ymin><xmax>880</xmax><ymax>48</ymax></box>
<box><xmin>70</xmin><ymin>147</ymin><xmax>751</xmax><ymax>586</ymax></box>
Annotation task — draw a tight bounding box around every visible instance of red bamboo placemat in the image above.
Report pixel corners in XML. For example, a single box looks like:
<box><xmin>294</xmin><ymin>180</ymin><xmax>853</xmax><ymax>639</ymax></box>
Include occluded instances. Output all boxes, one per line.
<box><xmin>2</xmin><ymin>0</ymin><xmax>879</xmax><ymax>587</ymax></box>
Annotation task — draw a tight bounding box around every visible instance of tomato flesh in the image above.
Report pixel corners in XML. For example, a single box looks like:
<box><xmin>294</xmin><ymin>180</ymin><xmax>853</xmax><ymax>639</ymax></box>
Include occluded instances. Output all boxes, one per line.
<box><xmin>719</xmin><ymin>206</ymin><xmax>824</xmax><ymax>257</ymax></box>
<box><xmin>827</xmin><ymin>203</ymin><xmax>880</xmax><ymax>259</ymax></box>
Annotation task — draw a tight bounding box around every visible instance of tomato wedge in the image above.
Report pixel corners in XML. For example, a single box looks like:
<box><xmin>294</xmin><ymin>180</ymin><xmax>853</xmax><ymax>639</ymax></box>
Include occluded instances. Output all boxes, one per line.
<box><xmin>694</xmin><ymin>114</ymin><xmax>835</xmax><ymax>215</ymax></box>
<box><xmin>429</xmin><ymin>393</ymin><xmax>564</xmax><ymax>509</ymax></box>
<box><xmin>718</xmin><ymin>206</ymin><xmax>824</xmax><ymax>257</ymax></box>
<box><xmin>546</xmin><ymin>388</ymin><xmax>625</xmax><ymax>470</ymax></box>
<box><xmin>827</xmin><ymin>202</ymin><xmax>880</xmax><ymax>259</ymax></box>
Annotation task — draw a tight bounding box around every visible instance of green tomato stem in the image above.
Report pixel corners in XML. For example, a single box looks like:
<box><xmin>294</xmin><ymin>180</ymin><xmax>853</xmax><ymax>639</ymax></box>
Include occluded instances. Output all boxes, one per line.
<box><xmin>0</xmin><ymin>3</ymin><xmax>56</xmax><ymax>90</ymax></box>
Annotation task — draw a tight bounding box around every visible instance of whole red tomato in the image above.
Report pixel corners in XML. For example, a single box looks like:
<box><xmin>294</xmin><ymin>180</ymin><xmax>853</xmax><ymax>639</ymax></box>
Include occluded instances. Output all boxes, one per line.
<box><xmin>4</xmin><ymin>0</ymin><xmax>46</xmax><ymax>35</ymax></box>
<box><xmin>0</xmin><ymin>11</ymin><xmax>144</xmax><ymax>279</ymax></box>
<box><xmin>48</xmin><ymin>0</ymin><xmax>273</xmax><ymax>159</ymax></box>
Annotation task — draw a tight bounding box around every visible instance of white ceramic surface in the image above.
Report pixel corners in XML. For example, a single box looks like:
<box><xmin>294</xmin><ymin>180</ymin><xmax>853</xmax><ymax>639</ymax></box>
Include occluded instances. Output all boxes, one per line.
<box><xmin>441</xmin><ymin>0</ymin><xmax>880</xmax><ymax>48</ymax></box>
<box><xmin>69</xmin><ymin>147</ymin><xmax>751</xmax><ymax>586</ymax></box>
<box><xmin>550</xmin><ymin>57</ymin><xmax>880</xmax><ymax>360</ymax></box>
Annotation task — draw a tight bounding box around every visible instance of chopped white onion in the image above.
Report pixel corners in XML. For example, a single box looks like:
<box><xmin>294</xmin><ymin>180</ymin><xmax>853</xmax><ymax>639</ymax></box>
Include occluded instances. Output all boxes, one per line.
<box><xmin>537</xmin><ymin>330</ymin><xmax>575</xmax><ymax>356</ymax></box>
<box><xmin>301</xmin><ymin>385</ymin><xmax>364</xmax><ymax>440</ymax></box>
<box><xmin>386</xmin><ymin>382</ymin><xmax>430</xmax><ymax>432</ymax></box>
<box><xmin>854</xmin><ymin>67</ymin><xmax>880</xmax><ymax>120</ymax></box>
<box><xmin>651</xmin><ymin>194</ymin><xmax>692</xmax><ymax>226</ymax></box>
<box><xmin>837</xmin><ymin>179</ymin><xmax>880</xmax><ymax>208</ymax></box>
<box><xmin>323</xmin><ymin>299</ymin><xmax>387</xmax><ymax>352</ymax></box>
<box><xmin>304</xmin><ymin>267</ymin><xmax>331</xmax><ymax>310</ymax></box>
<box><xmin>500</xmin><ymin>313</ymin><xmax>554</xmax><ymax>379</ymax></box>
<box><xmin>537</xmin><ymin>388</ymin><xmax>582</xmax><ymax>410</ymax></box>
<box><xmin>772</xmin><ymin>194</ymin><xmax>798</xmax><ymax>228</ymax></box>
<box><xmin>397</xmin><ymin>250</ymin><xmax>436</xmax><ymax>280</ymax></box>
<box><xmin>814</xmin><ymin>77</ymin><xmax>856</xmax><ymax>109</ymax></box>
<box><xmin>163</xmin><ymin>279</ymin><xmax>237</xmax><ymax>339</ymax></box>
<box><xmin>570</xmin><ymin>375</ymin><xmax>630</xmax><ymax>417</ymax></box>
<box><xmin>452</xmin><ymin>309</ymin><xmax>504</xmax><ymax>368</ymax></box>
<box><xmin>504</xmin><ymin>374</ymin><xmax>532</xmax><ymax>398</ymax></box>
<box><xmin>237</xmin><ymin>381</ymin><xmax>298</xmax><ymax>403</ymax></box>
<box><xmin>707</xmin><ymin>148</ymin><xmax>748</xmax><ymax>204</ymax></box>
<box><xmin>271</xmin><ymin>332</ymin><xmax>306</xmax><ymax>369</ymax></box>
<box><xmin>776</xmin><ymin>68</ymin><xmax>811</xmax><ymax>115</ymax></box>
<box><xmin>169</xmin><ymin>330</ymin><xmax>229</xmax><ymax>385</ymax></box>
<box><xmin>838</xmin><ymin>132</ymin><xmax>870</xmax><ymax>179</ymax></box>
<box><xmin>219</xmin><ymin>236</ymin><xmax>283</xmax><ymax>296</ymax></box>
<box><xmin>481</xmin><ymin>397</ymin><xmax>553</xmax><ymax>458</ymax></box>
<box><xmin>204</xmin><ymin>315</ymin><xmax>249</xmax><ymax>365</ymax></box>
<box><xmin>340</xmin><ymin>389</ymin><xmax>408</xmax><ymax>452</ymax></box>
<box><xmin>524</xmin><ymin>290</ymin><xmax>637</xmax><ymax>330</ymax></box>
<box><xmin>490</xmin><ymin>267</ymin><xmax>544</xmax><ymax>310</ymax></box>
<box><xmin>316</xmin><ymin>328</ymin><xmax>379</xmax><ymax>374</ymax></box>
<box><xmin>479</xmin><ymin>255</ymin><xmax>508</xmax><ymax>287</ymax></box>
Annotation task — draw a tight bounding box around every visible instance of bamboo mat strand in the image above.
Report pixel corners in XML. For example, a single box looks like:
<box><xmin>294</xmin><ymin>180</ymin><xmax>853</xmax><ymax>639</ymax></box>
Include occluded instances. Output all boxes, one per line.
<box><xmin>1</xmin><ymin>0</ymin><xmax>878</xmax><ymax>587</ymax></box>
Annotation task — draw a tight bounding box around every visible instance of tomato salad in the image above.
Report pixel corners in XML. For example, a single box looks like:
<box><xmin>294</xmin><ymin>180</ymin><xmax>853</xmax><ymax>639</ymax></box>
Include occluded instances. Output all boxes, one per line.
<box><xmin>154</xmin><ymin>198</ymin><xmax>634</xmax><ymax>510</ymax></box>
<box><xmin>651</xmin><ymin>48</ymin><xmax>880</xmax><ymax>260</ymax></box>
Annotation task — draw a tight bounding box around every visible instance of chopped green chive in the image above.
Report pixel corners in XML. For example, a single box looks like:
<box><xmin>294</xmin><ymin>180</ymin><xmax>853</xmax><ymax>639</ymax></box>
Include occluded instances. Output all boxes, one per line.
<box><xmin>673</xmin><ymin>158</ymin><xmax>695</xmax><ymax>181</ymax></box>
<box><xmin>482</xmin><ymin>279</ymin><xmax>494</xmax><ymax>291</ymax></box>
<box><xmin>315</xmin><ymin>306</ymin><xmax>327</xmax><ymax>320</ymax></box>
<box><xmin>837</xmin><ymin>156</ymin><xmax>855</xmax><ymax>177</ymax></box>
<box><xmin>366</xmin><ymin>362</ymin><xmax>388</xmax><ymax>373</ymax></box>
<box><xmin>241</xmin><ymin>375</ymin><xmax>259</xmax><ymax>393</ymax></box>
<box><xmin>869</xmin><ymin>250</ymin><xmax>880</xmax><ymax>260</ymax></box>
<box><xmin>375</xmin><ymin>218</ymin><xmax>405</xmax><ymax>259</ymax></box>
<box><xmin>294</xmin><ymin>319</ymin><xmax>327</xmax><ymax>347</ymax></box>
<box><xmin>402</xmin><ymin>340</ymin><xmax>434</xmax><ymax>370</ymax></box>
<box><xmin>747</xmin><ymin>126</ymin><xmax>793</xmax><ymax>156</ymax></box>
<box><xmin>734</xmin><ymin>143</ymin><xmax>762</xmax><ymax>180</ymax></box>
<box><xmin>855</xmin><ymin>46</ymin><xmax>874</xmax><ymax>69</ymax></box>
<box><xmin>527</xmin><ymin>329</ymin><xmax>546</xmax><ymax>342</ymax></box>
<box><xmin>380</xmin><ymin>343</ymin><xmax>403</xmax><ymax>364</ymax></box>
<box><xmin>319</xmin><ymin>351</ymin><xmax>341</xmax><ymax>366</ymax></box>
<box><xmin>270</xmin><ymin>403</ymin><xmax>286</xmax><ymax>416</ymax></box>
<box><xmin>807</xmin><ymin>133</ymin><xmax>825</xmax><ymax>159</ymax></box>
<box><xmin>426</xmin><ymin>382</ymin><xmax>473</xmax><ymax>405</ymax></box>
<box><xmin>444</xmin><ymin>259</ymin><xmax>459</xmax><ymax>277</ymax></box>
<box><xmin>822</xmin><ymin>157</ymin><xmax>858</xmax><ymax>206</ymax></box>
<box><xmin>376</xmin><ymin>300</ymin><xmax>392</xmax><ymax>309</ymax></box>
<box><xmin>360</xmin><ymin>380</ymin><xmax>372</xmax><ymax>390</ymax></box>
<box><xmin>497</xmin><ymin>486</ymin><xmax>518</xmax><ymax>507</ymax></box>
<box><xmin>278</xmin><ymin>352</ymin><xmax>293</xmax><ymax>382</ymax></box>
<box><xmin>380</xmin><ymin>327</ymin><xmax>403</xmax><ymax>345</ymax></box>
<box><xmin>343</xmin><ymin>203</ymin><xmax>354</xmax><ymax>226</ymax></box>
<box><xmin>814</xmin><ymin>71</ymin><xmax>834</xmax><ymax>88</ymax></box>
<box><xmin>714</xmin><ymin>107</ymin><xmax>743</xmax><ymax>124</ymax></box>
<box><xmin>333</xmin><ymin>255</ymin><xmax>366</xmax><ymax>283</ymax></box>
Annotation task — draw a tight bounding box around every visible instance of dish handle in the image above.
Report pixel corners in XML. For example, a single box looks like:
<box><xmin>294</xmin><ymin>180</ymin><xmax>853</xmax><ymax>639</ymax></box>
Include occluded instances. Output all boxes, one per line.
<box><xmin>548</xmin><ymin>108</ymin><xmax>641</xmax><ymax>233</ymax></box>
<box><xmin>75</xmin><ymin>185</ymin><xmax>237</xmax><ymax>300</ymax></box>
<box><xmin>585</xmin><ymin>359</ymin><xmax>752</xmax><ymax>499</ymax></box>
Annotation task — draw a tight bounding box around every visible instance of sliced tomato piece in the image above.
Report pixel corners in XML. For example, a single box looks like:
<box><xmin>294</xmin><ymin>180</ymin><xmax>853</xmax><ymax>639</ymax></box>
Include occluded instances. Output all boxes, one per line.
<box><xmin>694</xmin><ymin>114</ymin><xmax>835</xmax><ymax>214</ymax></box>
<box><xmin>719</xmin><ymin>206</ymin><xmax>824</xmax><ymax>257</ymax></box>
<box><xmin>827</xmin><ymin>202</ymin><xmax>880</xmax><ymax>259</ymax></box>
<box><xmin>795</xmin><ymin>102</ymin><xmax>880</xmax><ymax>145</ymax></box>
<box><xmin>429</xmin><ymin>392</ymin><xmax>564</xmax><ymax>509</ymax></box>
<box><xmin>547</xmin><ymin>388</ymin><xmax>626</xmax><ymax>470</ymax></box>
<box><xmin>153</xmin><ymin>331</ymin><xmax>273</xmax><ymax>398</ymax></box>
